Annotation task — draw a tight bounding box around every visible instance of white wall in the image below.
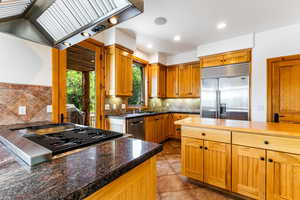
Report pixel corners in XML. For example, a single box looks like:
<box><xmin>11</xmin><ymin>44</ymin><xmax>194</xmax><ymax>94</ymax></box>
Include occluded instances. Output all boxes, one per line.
<box><xmin>252</xmin><ymin>24</ymin><xmax>300</xmax><ymax>121</ymax></box>
<box><xmin>197</xmin><ymin>34</ymin><xmax>254</xmax><ymax>57</ymax></box>
<box><xmin>134</xmin><ymin>49</ymin><xmax>150</xmax><ymax>61</ymax></box>
<box><xmin>166</xmin><ymin>50</ymin><xmax>198</xmax><ymax>65</ymax></box>
<box><xmin>149</xmin><ymin>52</ymin><xmax>168</xmax><ymax>65</ymax></box>
<box><xmin>0</xmin><ymin>33</ymin><xmax>52</xmax><ymax>86</ymax></box>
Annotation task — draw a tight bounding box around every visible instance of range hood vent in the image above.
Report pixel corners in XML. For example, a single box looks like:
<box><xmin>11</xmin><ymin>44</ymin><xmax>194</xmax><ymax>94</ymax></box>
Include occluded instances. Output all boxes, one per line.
<box><xmin>0</xmin><ymin>0</ymin><xmax>143</xmax><ymax>49</ymax></box>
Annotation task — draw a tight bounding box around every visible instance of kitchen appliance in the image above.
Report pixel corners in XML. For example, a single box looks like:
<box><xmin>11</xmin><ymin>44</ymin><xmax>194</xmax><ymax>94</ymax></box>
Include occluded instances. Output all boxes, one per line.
<box><xmin>1</xmin><ymin>123</ymin><xmax>123</xmax><ymax>165</ymax></box>
<box><xmin>126</xmin><ymin>117</ymin><xmax>145</xmax><ymax>140</ymax></box>
<box><xmin>0</xmin><ymin>0</ymin><xmax>143</xmax><ymax>49</ymax></box>
<box><xmin>201</xmin><ymin>63</ymin><xmax>250</xmax><ymax>120</ymax></box>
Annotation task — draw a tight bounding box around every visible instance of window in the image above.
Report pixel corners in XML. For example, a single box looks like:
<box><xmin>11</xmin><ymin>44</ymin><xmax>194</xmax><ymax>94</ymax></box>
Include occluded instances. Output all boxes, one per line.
<box><xmin>128</xmin><ymin>62</ymin><xmax>145</xmax><ymax>106</ymax></box>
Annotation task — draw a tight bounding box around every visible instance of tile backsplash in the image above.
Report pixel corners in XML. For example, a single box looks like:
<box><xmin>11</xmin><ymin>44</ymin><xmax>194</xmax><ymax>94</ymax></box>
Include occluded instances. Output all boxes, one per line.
<box><xmin>149</xmin><ymin>98</ymin><xmax>200</xmax><ymax>112</ymax></box>
<box><xmin>0</xmin><ymin>82</ymin><xmax>52</xmax><ymax>125</ymax></box>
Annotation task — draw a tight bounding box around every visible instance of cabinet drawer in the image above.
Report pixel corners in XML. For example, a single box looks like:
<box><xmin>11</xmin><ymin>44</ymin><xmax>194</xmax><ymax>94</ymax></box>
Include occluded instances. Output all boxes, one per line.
<box><xmin>181</xmin><ymin>127</ymin><xmax>231</xmax><ymax>143</ymax></box>
<box><xmin>232</xmin><ymin>131</ymin><xmax>300</xmax><ymax>155</ymax></box>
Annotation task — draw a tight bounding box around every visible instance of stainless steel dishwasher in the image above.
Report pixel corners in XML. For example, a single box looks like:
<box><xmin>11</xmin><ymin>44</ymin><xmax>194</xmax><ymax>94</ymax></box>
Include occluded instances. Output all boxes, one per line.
<box><xmin>126</xmin><ymin>117</ymin><xmax>145</xmax><ymax>140</ymax></box>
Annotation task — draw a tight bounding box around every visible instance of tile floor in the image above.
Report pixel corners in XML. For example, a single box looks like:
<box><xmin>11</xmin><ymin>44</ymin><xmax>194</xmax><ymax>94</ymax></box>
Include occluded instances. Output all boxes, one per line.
<box><xmin>156</xmin><ymin>140</ymin><xmax>236</xmax><ymax>200</ymax></box>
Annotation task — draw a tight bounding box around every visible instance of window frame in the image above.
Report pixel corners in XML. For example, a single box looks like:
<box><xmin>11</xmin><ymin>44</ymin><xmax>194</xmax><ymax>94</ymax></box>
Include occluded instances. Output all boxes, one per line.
<box><xmin>127</xmin><ymin>56</ymin><xmax>149</xmax><ymax>109</ymax></box>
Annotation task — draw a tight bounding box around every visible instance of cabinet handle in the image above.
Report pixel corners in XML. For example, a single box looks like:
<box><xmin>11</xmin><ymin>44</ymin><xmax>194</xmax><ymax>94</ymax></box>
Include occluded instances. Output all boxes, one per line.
<box><xmin>268</xmin><ymin>159</ymin><xmax>273</xmax><ymax>163</ymax></box>
<box><xmin>204</xmin><ymin>147</ymin><xmax>208</xmax><ymax>150</ymax></box>
<box><xmin>264</xmin><ymin>141</ymin><xmax>269</xmax><ymax>145</ymax></box>
<box><xmin>176</xmin><ymin>128</ymin><xmax>181</xmax><ymax>131</ymax></box>
<box><xmin>260</xmin><ymin>157</ymin><xmax>265</xmax><ymax>161</ymax></box>
<box><xmin>201</xmin><ymin>133</ymin><xmax>206</xmax><ymax>136</ymax></box>
<box><xmin>199</xmin><ymin>146</ymin><xmax>203</xmax><ymax>149</ymax></box>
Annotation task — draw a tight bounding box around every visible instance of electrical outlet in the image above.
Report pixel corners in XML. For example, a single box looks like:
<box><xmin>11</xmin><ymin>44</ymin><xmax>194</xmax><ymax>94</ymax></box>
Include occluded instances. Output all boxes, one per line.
<box><xmin>121</xmin><ymin>104</ymin><xmax>126</xmax><ymax>109</ymax></box>
<box><xmin>47</xmin><ymin>105</ymin><xmax>52</xmax><ymax>113</ymax></box>
<box><xmin>105</xmin><ymin>104</ymin><xmax>110</xmax><ymax>110</ymax></box>
<box><xmin>112</xmin><ymin>104</ymin><xmax>117</xmax><ymax>110</ymax></box>
<box><xmin>18</xmin><ymin>106</ymin><xmax>26</xmax><ymax>115</ymax></box>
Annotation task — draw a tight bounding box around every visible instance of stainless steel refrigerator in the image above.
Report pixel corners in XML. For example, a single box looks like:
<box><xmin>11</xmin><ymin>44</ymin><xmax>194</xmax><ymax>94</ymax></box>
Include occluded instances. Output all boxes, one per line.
<box><xmin>201</xmin><ymin>63</ymin><xmax>250</xmax><ymax>120</ymax></box>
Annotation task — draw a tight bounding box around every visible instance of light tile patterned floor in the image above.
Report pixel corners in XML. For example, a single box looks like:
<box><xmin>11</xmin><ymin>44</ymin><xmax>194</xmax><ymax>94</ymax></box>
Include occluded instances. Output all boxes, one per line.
<box><xmin>156</xmin><ymin>140</ymin><xmax>236</xmax><ymax>200</ymax></box>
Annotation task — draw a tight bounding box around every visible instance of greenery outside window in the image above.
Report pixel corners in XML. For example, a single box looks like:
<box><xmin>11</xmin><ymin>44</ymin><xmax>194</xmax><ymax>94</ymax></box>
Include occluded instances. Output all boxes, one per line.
<box><xmin>128</xmin><ymin>62</ymin><xmax>145</xmax><ymax>106</ymax></box>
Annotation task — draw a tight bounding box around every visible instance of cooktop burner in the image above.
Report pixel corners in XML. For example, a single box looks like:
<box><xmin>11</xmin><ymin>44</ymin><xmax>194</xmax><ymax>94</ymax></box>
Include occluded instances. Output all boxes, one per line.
<box><xmin>23</xmin><ymin>126</ymin><xmax>123</xmax><ymax>155</ymax></box>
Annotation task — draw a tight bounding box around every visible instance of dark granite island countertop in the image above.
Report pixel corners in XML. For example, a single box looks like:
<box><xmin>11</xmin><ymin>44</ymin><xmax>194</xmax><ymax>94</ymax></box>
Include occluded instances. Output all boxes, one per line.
<box><xmin>0</xmin><ymin>136</ymin><xmax>162</xmax><ymax>200</ymax></box>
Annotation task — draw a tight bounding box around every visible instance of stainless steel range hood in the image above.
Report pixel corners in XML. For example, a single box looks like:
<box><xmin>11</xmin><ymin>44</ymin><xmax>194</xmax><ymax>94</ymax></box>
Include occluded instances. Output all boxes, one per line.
<box><xmin>0</xmin><ymin>0</ymin><xmax>143</xmax><ymax>49</ymax></box>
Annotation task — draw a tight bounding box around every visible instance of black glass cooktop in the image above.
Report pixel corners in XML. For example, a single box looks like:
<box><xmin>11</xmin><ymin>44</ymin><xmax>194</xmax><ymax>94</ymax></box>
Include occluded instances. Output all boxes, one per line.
<box><xmin>23</xmin><ymin>126</ymin><xmax>123</xmax><ymax>155</ymax></box>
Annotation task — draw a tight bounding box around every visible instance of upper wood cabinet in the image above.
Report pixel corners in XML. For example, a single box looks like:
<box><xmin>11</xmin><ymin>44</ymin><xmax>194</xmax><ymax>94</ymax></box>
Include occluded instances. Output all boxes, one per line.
<box><xmin>166</xmin><ymin>65</ymin><xmax>179</xmax><ymax>98</ymax></box>
<box><xmin>149</xmin><ymin>63</ymin><xmax>166</xmax><ymax>98</ymax></box>
<box><xmin>166</xmin><ymin>62</ymin><xmax>200</xmax><ymax>98</ymax></box>
<box><xmin>200</xmin><ymin>49</ymin><xmax>251</xmax><ymax>68</ymax></box>
<box><xmin>105</xmin><ymin>44</ymin><xmax>133</xmax><ymax>97</ymax></box>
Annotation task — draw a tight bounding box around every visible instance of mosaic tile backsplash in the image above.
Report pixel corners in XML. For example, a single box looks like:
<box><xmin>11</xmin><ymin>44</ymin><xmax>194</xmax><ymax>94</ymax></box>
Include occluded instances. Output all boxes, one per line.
<box><xmin>0</xmin><ymin>82</ymin><xmax>52</xmax><ymax>125</ymax></box>
<box><xmin>149</xmin><ymin>98</ymin><xmax>201</xmax><ymax>112</ymax></box>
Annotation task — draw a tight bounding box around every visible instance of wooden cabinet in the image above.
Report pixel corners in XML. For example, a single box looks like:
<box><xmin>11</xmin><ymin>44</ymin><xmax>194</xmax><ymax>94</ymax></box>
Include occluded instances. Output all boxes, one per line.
<box><xmin>203</xmin><ymin>141</ymin><xmax>231</xmax><ymax>190</ymax></box>
<box><xmin>105</xmin><ymin>44</ymin><xmax>133</xmax><ymax>97</ymax></box>
<box><xmin>200</xmin><ymin>49</ymin><xmax>251</xmax><ymax>68</ymax></box>
<box><xmin>266</xmin><ymin>151</ymin><xmax>300</xmax><ymax>200</ymax></box>
<box><xmin>149</xmin><ymin>63</ymin><xmax>166</xmax><ymax>98</ymax></box>
<box><xmin>232</xmin><ymin>145</ymin><xmax>266</xmax><ymax>200</ymax></box>
<box><xmin>169</xmin><ymin>114</ymin><xmax>197</xmax><ymax>139</ymax></box>
<box><xmin>145</xmin><ymin>114</ymin><xmax>169</xmax><ymax>143</ymax></box>
<box><xmin>166</xmin><ymin>66</ymin><xmax>179</xmax><ymax>97</ymax></box>
<box><xmin>166</xmin><ymin>63</ymin><xmax>200</xmax><ymax>98</ymax></box>
<box><xmin>181</xmin><ymin>137</ymin><xmax>204</xmax><ymax>181</ymax></box>
<box><xmin>85</xmin><ymin>157</ymin><xmax>157</xmax><ymax>200</ymax></box>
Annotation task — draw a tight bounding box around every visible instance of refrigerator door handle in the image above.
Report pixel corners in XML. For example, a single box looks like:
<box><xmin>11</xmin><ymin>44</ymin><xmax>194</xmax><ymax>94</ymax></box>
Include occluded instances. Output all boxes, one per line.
<box><xmin>216</xmin><ymin>90</ymin><xmax>220</xmax><ymax>118</ymax></box>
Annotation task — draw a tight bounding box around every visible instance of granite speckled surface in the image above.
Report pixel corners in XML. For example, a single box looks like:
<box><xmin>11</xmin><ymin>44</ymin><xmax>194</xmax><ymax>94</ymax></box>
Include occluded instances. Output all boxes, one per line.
<box><xmin>0</xmin><ymin>126</ymin><xmax>162</xmax><ymax>200</ymax></box>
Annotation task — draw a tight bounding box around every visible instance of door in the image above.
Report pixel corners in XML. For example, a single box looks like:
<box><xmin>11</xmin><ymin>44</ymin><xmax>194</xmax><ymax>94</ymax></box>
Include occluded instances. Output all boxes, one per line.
<box><xmin>203</xmin><ymin>141</ymin><xmax>231</xmax><ymax>190</ymax></box>
<box><xmin>267</xmin><ymin>151</ymin><xmax>300</xmax><ymax>200</ymax></box>
<box><xmin>219</xmin><ymin>76</ymin><xmax>249</xmax><ymax>120</ymax></box>
<box><xmin>190</xmin><ymin>63</ymin><xmax>200</xmax><ymax>97</ymax></box>
<box><xmin>181</xmin><ymin>137</ymin><xmax>204</xmax><ymax>181</ymax></box>
<box><xmin>269</xmin><ymin>59</ymin><xmax>300</xmax><ymax>123</ymax></box>
<box><xmin>201</xmin><ymin>78</ymin><xmax>218</xmax><ymax>118</ymax></box>
<box><xmin>179</xmin><ymin>65</ymin><xmax>191</xmax><ymax>97</ymax></box>
<box><xmin>232</xmin><ymin>145</ymin><xmax>266</xmax><ymax>200</ymax></box>
<box><xmin>166</xmin><ymin>66</ymin><xmax>179</xmax><ymax>97</ymax></box>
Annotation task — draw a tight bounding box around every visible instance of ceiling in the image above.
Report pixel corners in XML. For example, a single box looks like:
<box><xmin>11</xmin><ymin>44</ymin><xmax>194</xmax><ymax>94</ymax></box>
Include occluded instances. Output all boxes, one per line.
<box><xmin>118</xmin><ymin>0</ymin><xmax>300</xmax><ymax>55</ymax></box>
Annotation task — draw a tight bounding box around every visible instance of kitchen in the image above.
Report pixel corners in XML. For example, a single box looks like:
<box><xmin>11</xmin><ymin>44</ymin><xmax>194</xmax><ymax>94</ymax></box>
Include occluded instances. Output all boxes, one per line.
<box><xmin>1</xmin><ymin>0</ymin><xmax>300</xmax><ymax>200</ymax></box>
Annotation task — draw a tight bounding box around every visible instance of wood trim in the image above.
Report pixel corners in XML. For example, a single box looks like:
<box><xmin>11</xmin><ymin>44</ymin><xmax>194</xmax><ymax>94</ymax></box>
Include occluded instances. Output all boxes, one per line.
<box><xmin>85</xmin><ymin>38</ymin><xmax>104</xmax><ymax>47</ymax></box>
<box><xmin>105</xmin><ymin>43</ymin><xmax>134</xmax><ymax>54</ymax></box>
<box><xmin>133</xmin><ymin>56</ymin><xmax>149</xmax><ymax>65</ymax></box>
<box><xmin>199</xmin><ymin>48</ymin><xmax>252</xmax><ymax>60</ymax></box>
<box><xmin>267</xmin><ymin>54</ymin><xmax>300</xmax><ymax>122</ymax></box>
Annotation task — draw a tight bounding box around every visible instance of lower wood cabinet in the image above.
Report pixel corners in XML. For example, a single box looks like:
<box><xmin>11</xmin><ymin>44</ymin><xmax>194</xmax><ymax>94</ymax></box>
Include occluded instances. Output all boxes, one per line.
<box><xmin>181</xmin><ymin>137</ymin><xmax>204</xmax><ymax>181</ymax></box>
<box><xmin>232</xmin><ymin>145</ymin><xmax>266</xmax><ymax>200</ymax></box>
<box><xmin>145</xmin><ymin>114</ymin><xmax>169</xmax><ymax>143</ymax></box>
<box><xmin>182</xmin><ymin>137</ymin><xmax>231</xmax><ymax>190</ymax></box>
<box><xmin>266</xmin><ymin>151</ymin><xmax>300</xmax><ymax>200</ymax></box>
<box><xmin>204</xmin><ymin>141</ymin><xmax>231</xmax><ymax>190</ymax></box>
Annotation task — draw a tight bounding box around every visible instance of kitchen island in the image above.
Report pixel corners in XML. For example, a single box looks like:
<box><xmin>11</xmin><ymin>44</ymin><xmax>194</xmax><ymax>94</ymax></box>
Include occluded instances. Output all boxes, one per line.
<box><xmin>0</xmin><ymin>123</ymin><xmax>162</xmax><ymax>200</ymax></box>
<box><xmin>175</xmin><ymin>117</ymin><xmax>300</xmax><ymax>200</ymax></box>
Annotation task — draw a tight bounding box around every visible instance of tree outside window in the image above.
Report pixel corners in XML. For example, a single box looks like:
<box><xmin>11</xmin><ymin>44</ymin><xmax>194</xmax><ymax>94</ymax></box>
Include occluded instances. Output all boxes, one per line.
<box><xmin>128</xmin><ymin>62</ymin><xmax>145</xmax><ymax>106</ymax></box>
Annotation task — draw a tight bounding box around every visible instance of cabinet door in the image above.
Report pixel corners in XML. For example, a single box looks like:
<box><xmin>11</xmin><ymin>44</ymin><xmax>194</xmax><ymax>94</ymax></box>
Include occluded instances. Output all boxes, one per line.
<box><xmin>223</xmin><ymin>49</ymin><xmax>251</xmax><ymax>65</ymax></box>
<box><xmin>267</xmin><ymin>151</ymin><xmax>300</xmax><ymax>200</ymax></box>
<box><xmin>200</xmin><ymin>54</ymin><xmax>224</xmax><ymax>67</ymax></box>
<box><xmin>232</xmin><ymin>145</ymin><xmax>266</xmax><ymax>200</ymax></box>
<box><xmin>190</xmin><ymin>63</ymin><xmax>200</xmax><ymax>97</ymax></box>
<box><xmin>116</xmin><ymin>49</ymin><xmax>133</xmax><ymax>96</ymax></box>
<box><xmin>158</xmin><ymin>66</ymin><xmax>166</xmax><ymax>97</ymax></box>
<box><xmin>168</xmin><ymin>114</ymin><xmax>176</xmax><ymax>138</ymax></box>
<box><xmin>166</xmin><ymin>66</ymin><xmax>179</xmax><ymax>97</ymax></box>
<box><xmin>203</xmin><ymin>141</ymin><xmax>231</xmax><ymax>190</ymax></box>
<box><xmin>145</xmin><ymin>117</ymin><xmax>155</xmax><ymax>142</ymax></box>
<box><xmin>182</xmin><ymin>137</ymin><xmax>204</xmax><ymax>181</ymax></box>
<box><xmin>178</xmin><ymin>65</ymin><xmax>191</xmax><ymax>97</ymax></box>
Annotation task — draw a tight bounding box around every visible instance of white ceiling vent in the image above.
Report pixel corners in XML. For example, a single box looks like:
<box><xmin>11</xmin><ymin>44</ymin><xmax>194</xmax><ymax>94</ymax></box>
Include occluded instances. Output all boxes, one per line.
<box><xmin>0</xmin><ymin>0</ymin><xmax>33</xmax><ymax>19</ymax></box>
<box><xmin>36</xmin><ymin>0</ymin><xmax>131</xmax><ymax>42</ymax></box>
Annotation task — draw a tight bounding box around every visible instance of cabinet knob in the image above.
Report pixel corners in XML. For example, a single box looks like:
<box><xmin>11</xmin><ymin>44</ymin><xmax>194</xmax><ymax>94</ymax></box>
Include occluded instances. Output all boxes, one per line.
<box><xmin>204</xmin><ymin>147</ymin><xmax>208</xmax><ymax>150</ymax></box>
<box><xmin>260</xmin><ymin>157</ymin><xmax>265</xmax><ymax>161</ymax></box>
<box><xmin>199</xmin><ymin>146</ymin><xmax>203</xmax><ymax>149</ymax></box>
<box><xmin>268</xmin><ymin>159</ymin><xmax>273</xmax><ymax>163</ymax></box>
<box><xmin>264</xmin><ymin>141</ymin><xmax>269</xmax><ymax>145</ymax></box>
<box><xmin>201</xmin><ymin>133</ymin><xmax>206</xmax><ymax>136</ymax></box>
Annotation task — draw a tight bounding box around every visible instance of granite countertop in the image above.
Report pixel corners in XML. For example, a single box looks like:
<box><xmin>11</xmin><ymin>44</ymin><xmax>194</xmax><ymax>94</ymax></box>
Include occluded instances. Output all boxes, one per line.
<box><xmin>106</xmin><ymin>110</ymin><xmax>200</xmax><ymax>119</ymax></box>
<box><xmin>175</xmin><ymin>117</ymin><xmax>300</xmax><ymax>139</ymax></box>
<box><xmin>0</xmin><ymin>124</ymin><xmax>162</xmax><ymax>200</ymax></box>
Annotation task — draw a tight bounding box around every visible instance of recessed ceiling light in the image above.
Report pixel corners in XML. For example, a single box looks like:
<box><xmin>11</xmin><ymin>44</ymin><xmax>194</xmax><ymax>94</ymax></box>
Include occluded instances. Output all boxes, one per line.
<box><xmin>217</xmin><ymin>22</ymin><xmax>227</xmax><ymax>30</ymax></box>
<box><xmin>63</xmin><ymin>42</ymin><xmax>71</xmax><ymax>47</ymax></box>
<box><xmin>174</xmin><ymin>35</ymin><xmax>181</xmax><ymax>41</ymax></box>
<box><xmin>81</xmin><ymin>32</ymin><xmax>91</xmax><ymax>37</ymax></box>
<box><xmin>154</xmin><ymin>17</ymin><xmax>167</xmax><ymax>25</ymax></box>
<box><xmin>108</xmin><ymin>16</ymin><xmax>118</xmax><ymax>25</ymax></box>
<box><xmin>147</xmin><ymin>44</ymin><xmax>153</xmax><ymax>48</ymax></box>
